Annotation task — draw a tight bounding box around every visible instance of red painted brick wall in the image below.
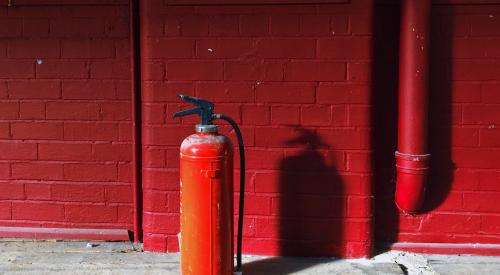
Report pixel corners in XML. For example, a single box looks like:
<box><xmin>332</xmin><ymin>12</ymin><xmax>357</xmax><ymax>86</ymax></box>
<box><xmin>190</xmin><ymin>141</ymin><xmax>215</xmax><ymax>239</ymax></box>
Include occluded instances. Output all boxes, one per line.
<box><xmin>376</xmin><ymin>3</ymin><xmax>500</xmax><ymax>248</ymax></box>
<box><xmin>0</xmin><ymin>3</ymin><xmax>133</xmax><ymax>230</ymax></box>
<box><xmin>1</xmin><ymin>0</ymin><xmax>499</xmax><ymax>259</ymax></box>
<box><xmin>140</xmin><ymin>0</ymin><xmax>374</xmax><ymax>257</ymax></box>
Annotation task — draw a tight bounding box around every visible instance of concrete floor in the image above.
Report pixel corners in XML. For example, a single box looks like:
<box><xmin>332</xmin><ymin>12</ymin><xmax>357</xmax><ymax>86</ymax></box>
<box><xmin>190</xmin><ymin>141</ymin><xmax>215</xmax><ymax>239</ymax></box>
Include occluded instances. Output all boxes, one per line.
<box><xmin>1</xmin><ymin>240</ymin><xmax>499</xmax><ymax>274</ymax></box>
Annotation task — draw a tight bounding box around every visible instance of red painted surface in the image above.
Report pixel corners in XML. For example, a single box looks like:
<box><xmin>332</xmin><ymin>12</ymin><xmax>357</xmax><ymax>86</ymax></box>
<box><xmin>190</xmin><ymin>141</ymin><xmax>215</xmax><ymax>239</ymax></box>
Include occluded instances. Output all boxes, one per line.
<box><xmin>129</xmin><ymin>0</ymin><xmax>143</xmax><ymax>243</ymax></box>
<box><xmin>180</xmin><ymin>131</ymin><xmax>234</xmax><ymax>275</ymax></box>
<box><xmin>0</xmin><ymin>226</ymin><xmax>129</xmax><ymax>240</ymax></box>
<box><xmin>395</xmin><ymin>0</ymin><xmax>432</xmax><ymax>213</ymax></box>
<box><xmin>12</xmin><ymin>0</ymin><xmax>127</xmax><ymax>5</ymax></box>
<box><xmin>387</xmin><ymin>242</ymin><xmax>500</xmax><ymax>256</ymax></box>
<box><xmin>166</xmin><ymin>0</ymin><xmax>348</xmax><ymax>5</ymax></box>
<box><xmin>0</xmin><ymin>0</ymin><xmax>499</xmax><ymax>259</ymax></box>
<box><xmin>375</xmin><ymin>1</ymin><xmax>500</xmax><ymax>254</ymax></box>
<box><xmin>0</xmin><ymin>2</ymin><xmax>134</xmax><ymax>234</ymax></box>
<box><xmin>140</xmin><ymin>0</ymin><xmax>374</xmax><ymax>258</ymax></box>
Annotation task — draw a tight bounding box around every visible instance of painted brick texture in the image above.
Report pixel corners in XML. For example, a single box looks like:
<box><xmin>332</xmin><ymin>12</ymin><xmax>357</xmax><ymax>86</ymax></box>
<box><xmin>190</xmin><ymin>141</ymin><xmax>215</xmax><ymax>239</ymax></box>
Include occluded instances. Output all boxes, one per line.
<box><xmin>0</xmin><ymin>0</ymin><xmax>498</xmax><ymax>260</ymax></box>
<box><xmin>375</xmin><ymin>4</ymin><xmax>500</xmax><ymax>248</ymax></box>
<box><xmin>0</xmin><ymin>3</ymin><xmax>133</xmax><ymax>231</ymax></box>
<box><xmin>141</xmin><ymin>0</ymin><xmax>374</xmax><ymax>257</ymax></box>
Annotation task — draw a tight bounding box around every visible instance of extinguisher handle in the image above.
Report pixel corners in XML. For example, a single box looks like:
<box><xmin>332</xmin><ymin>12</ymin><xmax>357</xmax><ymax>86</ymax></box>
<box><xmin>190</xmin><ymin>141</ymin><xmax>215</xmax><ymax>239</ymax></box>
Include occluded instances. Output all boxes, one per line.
<box><xmin>172</xmin><ymin>107</ymin><xmax>201</xmax><ymax>119</ymax></box>
<box><xmin>177</xmin><ymin>94</ymin><xmax>214</xmax><ymax>110</ymax></box>
<box><xmin>173</xmin><ymin>94</ymin><xmax>215</xmax><ymax>125</ymax></box>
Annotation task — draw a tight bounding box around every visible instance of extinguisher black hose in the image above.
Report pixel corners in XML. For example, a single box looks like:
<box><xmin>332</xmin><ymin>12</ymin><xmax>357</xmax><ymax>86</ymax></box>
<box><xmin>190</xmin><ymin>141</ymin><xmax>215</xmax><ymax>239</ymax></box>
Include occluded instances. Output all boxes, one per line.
<box><xmin>213</xmin><ymin>113</ymin><xmax>245</xmax><ymax>272</ymax></box>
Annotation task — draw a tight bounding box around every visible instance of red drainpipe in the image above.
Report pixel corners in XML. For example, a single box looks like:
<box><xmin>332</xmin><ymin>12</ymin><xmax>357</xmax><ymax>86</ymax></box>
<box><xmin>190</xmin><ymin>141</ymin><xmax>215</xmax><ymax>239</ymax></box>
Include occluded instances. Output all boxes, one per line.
<box><xmin>395</xmin><ymin>0</ymin><xmax>432</xmax><ymax>214</ymax></box>
<box><xmin>130</xmin><ymin>0</ymin><xmax>143</xmax><ymax>242</ymax></box>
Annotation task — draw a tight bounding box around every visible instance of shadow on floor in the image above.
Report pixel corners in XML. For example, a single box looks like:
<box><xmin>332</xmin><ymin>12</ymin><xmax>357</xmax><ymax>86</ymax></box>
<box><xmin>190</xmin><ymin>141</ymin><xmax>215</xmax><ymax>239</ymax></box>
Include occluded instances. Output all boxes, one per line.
<box><xmin>242</xmin><ymin>257</ymin><xmax>337</xmax><ymax>275</ymax></box>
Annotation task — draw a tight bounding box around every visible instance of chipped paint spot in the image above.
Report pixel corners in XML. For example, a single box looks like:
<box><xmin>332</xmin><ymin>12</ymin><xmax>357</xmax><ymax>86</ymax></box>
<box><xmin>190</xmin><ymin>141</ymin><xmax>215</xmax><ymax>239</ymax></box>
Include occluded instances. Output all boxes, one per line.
<box><xmin>207</xmin><ymin>48</ymin><xmax>213</xmax><ymax>52</ymax></box>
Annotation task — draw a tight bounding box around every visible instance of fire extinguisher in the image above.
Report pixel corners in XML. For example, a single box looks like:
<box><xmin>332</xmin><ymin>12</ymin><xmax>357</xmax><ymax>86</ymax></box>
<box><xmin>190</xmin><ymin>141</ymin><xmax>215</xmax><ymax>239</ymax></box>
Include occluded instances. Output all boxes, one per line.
<box><xmin>173</xmin><ymin>94</ymin><xmax>245</xmax><ymax>275</ymax></box>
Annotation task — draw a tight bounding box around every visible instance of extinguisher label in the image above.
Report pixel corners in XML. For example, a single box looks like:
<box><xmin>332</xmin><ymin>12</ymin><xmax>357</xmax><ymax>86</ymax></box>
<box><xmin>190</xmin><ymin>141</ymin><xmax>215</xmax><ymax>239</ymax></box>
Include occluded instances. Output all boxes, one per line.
<box><xmin>201</xmin><ymin>169</ymin><xmax>221</xmax><ymax>179</ymax></box>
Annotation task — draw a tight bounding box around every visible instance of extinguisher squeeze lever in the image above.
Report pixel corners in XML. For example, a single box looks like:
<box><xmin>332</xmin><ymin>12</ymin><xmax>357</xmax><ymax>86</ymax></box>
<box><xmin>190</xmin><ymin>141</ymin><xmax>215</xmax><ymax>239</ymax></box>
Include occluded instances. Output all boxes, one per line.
<box><xmin>174</xmin><ymin>94</ymin><xmax>246</xmax><ymax>274</ymax></box>
<box><xmin>173</xmin><ymin>94</ymin><xmax>215</xmax><ymax>125</ymax></box>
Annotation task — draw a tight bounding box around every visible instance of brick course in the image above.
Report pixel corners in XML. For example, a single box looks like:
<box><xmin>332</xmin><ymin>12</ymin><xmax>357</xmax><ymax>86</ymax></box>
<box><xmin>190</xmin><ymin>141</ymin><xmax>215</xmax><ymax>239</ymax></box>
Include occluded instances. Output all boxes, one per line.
<box><xmin>0</xmin><ymin>0</ymin><xmax>499</xmax><ymax>260</ymax></box>
<box><xmin>375</xmin><ymin>3</ymin><xmax>500</xmax><ymax>251</ymax></box>
<box><xmin>0</xmin><ymin>2</ymin><xmax>133</xmax><ymax>231</ymax></box>
<box><xmin>140</xmin><ymin>0</ymin><xmax>374</xmax><ymax>258</ymax></box>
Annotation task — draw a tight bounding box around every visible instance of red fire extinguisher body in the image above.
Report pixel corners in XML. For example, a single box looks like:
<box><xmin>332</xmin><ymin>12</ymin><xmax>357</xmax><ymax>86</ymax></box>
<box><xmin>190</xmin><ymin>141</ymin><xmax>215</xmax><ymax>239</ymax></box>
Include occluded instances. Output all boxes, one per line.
<box><xmin>180</xmin><ymin>131</ymin><xmax>234</xmax><ymax>275</ymax></box>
